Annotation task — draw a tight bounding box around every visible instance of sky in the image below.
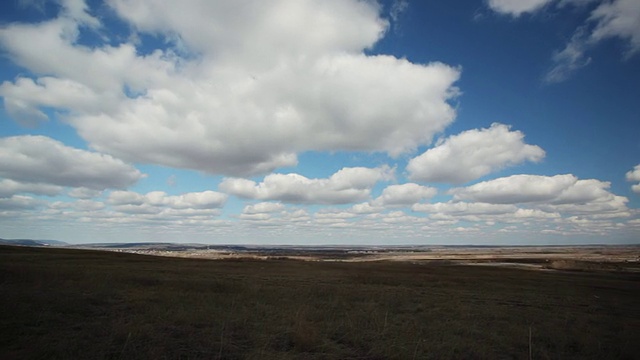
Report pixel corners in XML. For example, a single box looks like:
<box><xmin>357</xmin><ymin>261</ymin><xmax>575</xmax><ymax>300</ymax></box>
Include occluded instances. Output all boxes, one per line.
<box><xmin>0</xmin><ymin>0</ymin><xmax>638</xmax><ymax>245</ymax></box>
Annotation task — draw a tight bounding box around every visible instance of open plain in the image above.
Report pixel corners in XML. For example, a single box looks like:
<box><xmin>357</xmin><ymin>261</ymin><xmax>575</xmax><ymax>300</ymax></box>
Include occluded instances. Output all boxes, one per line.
<box><xmin>1</xmin><ymin>244</ymin><xmax>639</xmax><ymax>359</ymax></box>
<box><xmin>96</xmin><ymin>243</ymin><xmax>640</xmax><ymax>272</ymax></box>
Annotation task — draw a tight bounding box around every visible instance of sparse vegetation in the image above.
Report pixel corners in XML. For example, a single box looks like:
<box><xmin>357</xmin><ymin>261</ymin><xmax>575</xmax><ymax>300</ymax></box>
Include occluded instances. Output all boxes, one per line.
<box><xmin>544</xmin><ymin>259</ymin><xmax>627</xmax><ymax>272</ymax></box>
<box><xmin>1</xmin><ymin>245</ymin><xmax>639</xmax><ymax>359</ymax></box>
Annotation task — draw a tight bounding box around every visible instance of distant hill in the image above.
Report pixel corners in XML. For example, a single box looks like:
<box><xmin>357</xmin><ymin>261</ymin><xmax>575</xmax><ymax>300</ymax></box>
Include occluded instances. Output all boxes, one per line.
<box><xmin>87</xmin><ymin>242</ymin><xmax>174</xmax><ymax>249</ymax></box>
<box><xmin>77</xmin><ymin>242</ymin><xmax>208</xmax><ymax>250</ymax></box>
<box><xmin>0</xmin><ymin>238</ymin><xmax>68</xmax><ymax>247</ymax></box>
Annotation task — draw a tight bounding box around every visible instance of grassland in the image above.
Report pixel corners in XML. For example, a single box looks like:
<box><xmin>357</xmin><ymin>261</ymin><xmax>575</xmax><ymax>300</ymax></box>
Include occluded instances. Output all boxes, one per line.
<box><xmin>1</xmin><ymin>245</ymin><xmax>639</xmax><ymax>359</ymax></box>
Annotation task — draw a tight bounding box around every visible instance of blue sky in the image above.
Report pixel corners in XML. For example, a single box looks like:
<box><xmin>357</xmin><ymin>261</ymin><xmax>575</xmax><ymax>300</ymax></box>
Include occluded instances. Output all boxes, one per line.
<box><xmin>0</xmin><ymin>0</ymin><xmax>638</xmax><ymax>245</ymax></box>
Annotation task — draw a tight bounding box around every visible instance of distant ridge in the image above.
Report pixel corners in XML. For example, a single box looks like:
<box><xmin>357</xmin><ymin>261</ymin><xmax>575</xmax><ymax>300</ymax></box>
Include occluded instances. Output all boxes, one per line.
<box><xmin>2</xmin><ymin>239</ymin><xmax>637</xmax><ymax>251</ymax></box>
<box><xmin>0</xmin><ymin>238</ymin><xmax>68</xmax><ymax>247</ymax></box>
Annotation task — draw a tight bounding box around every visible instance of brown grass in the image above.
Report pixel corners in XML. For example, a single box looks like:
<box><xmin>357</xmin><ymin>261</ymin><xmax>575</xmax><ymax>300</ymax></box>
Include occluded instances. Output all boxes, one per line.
<box><xmin>1</xmin><ymin>245</ymin><xmax>639</xmax><ymax>359</ymax></box>
<box><xmin>545</xmin><ymin>259</ymin><xmax>628</xmax><ymax>272</ymax></box>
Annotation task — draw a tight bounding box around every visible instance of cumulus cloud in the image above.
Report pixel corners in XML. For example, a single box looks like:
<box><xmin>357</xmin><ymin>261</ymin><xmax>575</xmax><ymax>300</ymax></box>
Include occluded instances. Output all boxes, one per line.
<box><xmin>413</xmin><ymin>201</ymin><xmax>517</xmax><ymax>215</ymax></box>
<box><xmin>413</xmin><ymin>200</ymin><xmax>561</xmax><ymax>223</ymax></box>
<box><xmin>73</xmin><ymin>199</ymin><xmax>105</xmax><ymax>211</ymax></box>
<box><xmin>412</xmin><ymin>174</ymin><xmax>629</xmax><ymax>225</ymax></box>
<box><xmin>551</xmin><ymin>178</ymin><xmax>618</xmax><ymax>204</ymax></box>
<box><xmin>0</xmin><ymin>195</ymin><xmax>43</xmax><ymax>210</ymax></box>
<box><xmin>350</xmin><ymin>202</ymin><xmax>384</xmax><ymax>214</ymax></box>
<box><xmin>108</xmin><ymin>190</ymin><xmax>145</xmax><ymax>206</ymax></box>
<box><xmin>238</xmin><ymin>205</ymin><xmax>310</xmax><ymax>223</ymax></box>
<box><xmin>450</xmin><ymin>174</ymin><xmax>579</xmax><ymax>203</ymax></box>
<box><xmin>0</xmin><ymin>179</ymin><xmax>62</xmax><ymax>198</ymax></box>
<box><xmin>108</xmin><ymin>190</ymin><xmax>227</xmax><ymax>210</ymax></box>
<box><xmin>67</xmin><ymin>187</ymin><xmax>103</xmax><ymax>199</ymax></box>
<box><xmin>37</xmin><ymin>191</ymin><xmax>226</xmax><ymax>229</ymax></box>
<box><xmin>625</xmin><ymin>164</ymin><xmax>640</xmax><ymax>194</ymax></box>
<box><xmin>407</xmin><ymin>123</ymin><xmax>545</xmax><ymax>184</ymax></box>
<box><xmin>238</xmin><ymin>213</ymin><xmax>273</xmax><ymax>222</ymax></box>
<box><xmin>52</xmin><ymin>199</ymin><xmax>106</xmax><ymax>211</ymax></box>
<box><xmin>487</xmin><ymin>0</ymin><xmax>554</xmax><ymax>16</ymax></box>
<box><xmin>379</xmin><ymin>210</ymin><xmax>419</xmax><ymax>224</ymax></box>
<box><xmin>104</xmin><ymin>190</ymin><xmax>227</xmax><ymax>221</ymax></box>
<box><xmin>450</xmin><ymin>174</ymin><xmax>628</xmax><ymax>216</ymax></box>
<box><xmin>0</xmin><ymin>0</ymin><xmax>461</xmax><ymax>176</ymax></box>
<box><xmin>0</xmin><ymin>135</ymin><xmax>143</xmax><ymax>190</ymax></box>
<box><xmin>58</xmin><ymin>0</ymin><xmax>100</xmax><ymax>28</ymax></box>
<box><xmin>242</xmin><ymin>202</ymin><xmax>285</xmax><ymax>214</ymax></box>
<box><xmin>220</xmin><ymin>166</ymin><xmax>393</xmax><ymax>205</ymax></box>
<box><xmin>373</xmin><ymin>183</ymin><xmax>437</xmax><ymax>206</ymax></box>
<box><xmin>539</xmin><ymin>193</ymin><xmax>628</xmax><ymax>215</ymax></box>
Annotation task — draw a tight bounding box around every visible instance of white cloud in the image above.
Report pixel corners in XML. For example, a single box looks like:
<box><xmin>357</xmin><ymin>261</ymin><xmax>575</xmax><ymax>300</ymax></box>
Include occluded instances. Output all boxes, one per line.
<box><xmin>0</xmin><ymin>195</ymin><xmax>43</xmax><ymax>210</ymax></box>
<box><xmin>544</xmin><ymin>26</ymin><xmax>592</xmax><ymax>83</ymax></box>
<box><xmin>413</xmin><ymin>201</ymin><xmax>517</xmax><ymax>215</ymax></box>
<box><xmin>414</xmin><ymin>201</ymin><xmax>562</xmax><ymax>224</ymax></box>
<box><xmin>59</xmin><ymin>0</ymin><xmax>100</xmax><ymax>28</ymax></box>
<box><xmin>314</xmin><ymin>211</ymin><xmax>357</xmax><ymax>227</ymax></box>
<box><xmin>412</xmin><ymin>201</ymin><xmax>562</xmax><ymax>231</ymax></box>
<box><xmin>390</xmin><ymin>0</ymin><xmax>409</xmax><ymax>25</ymax></box>
<box><xmin>108</xmin><ymin>0</ymin><xmax>387</xmax><ymax>60</ymax></box>
<box><xmin>73</xmin><ymin>200</ymin><xmax>105</xmax><ymax>211</ymax></box>
<box><xmin>242</xmin><ymin>202</ymin><xmax>285</xmax><ymax>214</ymax></box>
<box><xmin>350</xmin><ymin>202</ymin><xmax>384</xmax><ymax>214</ymax></box>
<box><xmin>379</xmin><ymin>210</ymin><xmax>420</xmax><ymax>224</ymax></box>
<box><xmin>488</xmin><ymin>0</ymin><xmax>640</xmax><ymax>82</ymax></box>
<box><xmin>627</xmin><ymin>164</ymin><xmax>640</xmax><ymax>182</ymax></box>
<box><xmin>18</xmin><ymin>0</ymin><xmax>101</xmax><ymax>28</ymax></box>
<box><xmin>0</xmin><ymin>0</ymin><xmax>461</xmax><ymax>176</ymax></box>
<box><xmin>284</xmin><ymin>209</ymin><xmax>311</xmax><ymax>221</ymax></box>
<box><xmin>0</xmin><ymin>135</ymin><xmax>143</xmax><ymax>190</ymax></box>
<box><xmin>450</xmin><ymin>174</ymin><xmax>582</xmax><ymax>203</ymax></box>
<box><xmin>163</xmin><ymin>191</ymin><xmax>228</xmax><ymax>209</ymax></box>
<box><xmin>51</xmin><ymin>199</ymin><xmax>105</xmax><ymax>211</ymax></box>
<box><xmin>112</xmin><ymin>203</ymin><xmax>160</xmax><ymax>215</ymax></box>
<box><xmin>143</xmin><ymin>207</ymin><xmax>223</xmax><ymax>220</ymax></box>
<box><xmin>0</xmin><ymin>179</ymin><xmax>62</xmax><ymax>198</ymax></box>
<box><xmin>551</xmin><ymin>178</ymin><xmax>616</xmax><ymax>204</ymax></box>
<box><xmin>374</xmin><ymin>183</ymin><xmax>437</xmax><ymax>206</ymax></box>
<box><xmin>558</xmin><ymin>0</ymin><xmax>599</xmax><ymax>7</ymax></box>
<box><xmin>450</xmin><ymin>174</ymin><xmax>629</xmax><ymax>217</ymax></box>
<box><xmin>0</xmin><ymin>17</ymin><xmax>172</xmax><ymax>96</ymax></box>
<box><xmin>589</xmin><ymin>0</ymin><xmax>640</xmax><ymax>57</ymax></box>
<box><xmin>487</xmin><ymin>0</ymin><xmax>554</xmax><ymax>16</ymax></box>
<box><xmin>89</xmin><ymin>190</ymin><xmax>229</xmax><ymax>224</ymax></box>
<box><xmin>539</xmin><ymin>193</ymin><xmax>628</xmax><ymax>215</ymax></box>
<box><xmin>239</xmin><ymin>213</ymin><xmax>272</xmax><ymax>222</ymax></box>
<box><xmin>512</xmin><ymin>208</ymin><xmax>561</xmax><ymax>219</ymax></box>
<box><xmin>407</xmin><ymin>123</ymin><xmax>545</xmax><ymax>184</ymax></box>
<box><xmin>626</xmin><ymin>164</ymin><xmax>640</xmax><ymax>194</ymax></box>
<box><xmin>1</xmin><ymin>77</ymin><xmax>117</xmax><ymax>127</ymax></box>
<box><xmin>239</xmin><ymin>206</ymin><xmax>311</xmax><ymax>224</ymax></box>
<box><xmin>67</xmin><ymin>187</ymin><xmax>103</xmax><ymax>199</ymax></box>
<box><xmin>2</xmin><ymin>96</ymin><xmax>47</xmax><ymax>127</ymax></box>
<box><xmin>108</xmin><ymin>190</ymin><xmax>227</xmax><ymax>210</ymax></box>
<box><xmin>220</xmin><ymin>166</ymin><xmax>393</xmax><ymax>205</ymax></box>
<box><xmin>108</xmin><ymin>190</ymin><xmax>145</xmax><ymax>206</ymax></box>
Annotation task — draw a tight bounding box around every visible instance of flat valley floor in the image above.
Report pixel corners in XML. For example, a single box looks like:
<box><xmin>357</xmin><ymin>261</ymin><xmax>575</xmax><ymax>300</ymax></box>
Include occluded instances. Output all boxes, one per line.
<box><xmin>1</xmin><ymin>245</ymin><xmax>639</xmax><ymax>359</ymax></box>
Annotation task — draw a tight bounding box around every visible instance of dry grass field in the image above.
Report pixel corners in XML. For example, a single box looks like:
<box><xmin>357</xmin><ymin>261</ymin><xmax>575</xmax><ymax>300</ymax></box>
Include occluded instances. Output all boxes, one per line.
<box><xmin>1</xmin><ymin>244</ymin><xmax>639</xmax><ymax>359</ymax></box>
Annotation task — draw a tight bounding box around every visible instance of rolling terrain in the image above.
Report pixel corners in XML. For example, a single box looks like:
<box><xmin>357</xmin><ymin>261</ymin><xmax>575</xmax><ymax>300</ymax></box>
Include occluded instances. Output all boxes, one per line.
<box><xmin>1</xmin><ymin>244</ymin><xmax>639</xmax><ymax>359</ymax></box>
